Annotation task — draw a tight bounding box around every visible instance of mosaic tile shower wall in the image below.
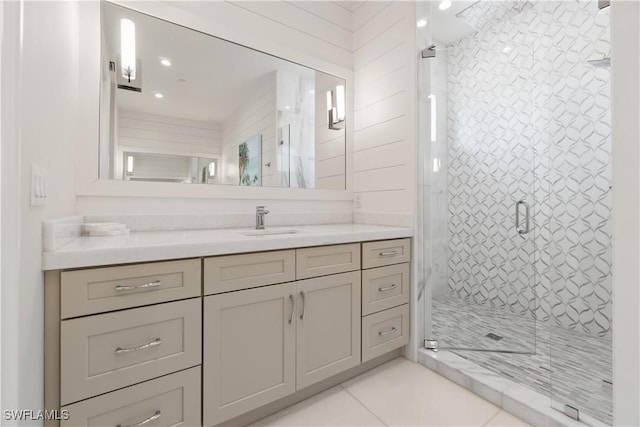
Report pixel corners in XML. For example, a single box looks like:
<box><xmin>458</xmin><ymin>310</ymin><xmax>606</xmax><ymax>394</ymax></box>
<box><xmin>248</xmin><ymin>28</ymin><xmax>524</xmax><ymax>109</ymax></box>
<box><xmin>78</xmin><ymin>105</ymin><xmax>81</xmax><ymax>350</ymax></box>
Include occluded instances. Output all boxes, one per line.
<box><xmin>446</xmin><ymin>1</ymin><xmax>612</xmax><ymax>337</ymax></box>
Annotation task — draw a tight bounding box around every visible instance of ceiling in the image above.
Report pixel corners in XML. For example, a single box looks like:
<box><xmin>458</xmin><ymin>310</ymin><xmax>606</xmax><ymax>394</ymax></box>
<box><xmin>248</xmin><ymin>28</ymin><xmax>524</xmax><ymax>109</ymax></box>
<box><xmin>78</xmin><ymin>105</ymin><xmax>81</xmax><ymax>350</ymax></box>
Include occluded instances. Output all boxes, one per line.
<box><xmin>429</xmin><ymin>1</ymin><xmax>479</xmax><ymax>46</ymax></box>
<box><xmin>103</xmin><ymin>3</ymin><xmax>316</xmax><ymax>124</ymax></box>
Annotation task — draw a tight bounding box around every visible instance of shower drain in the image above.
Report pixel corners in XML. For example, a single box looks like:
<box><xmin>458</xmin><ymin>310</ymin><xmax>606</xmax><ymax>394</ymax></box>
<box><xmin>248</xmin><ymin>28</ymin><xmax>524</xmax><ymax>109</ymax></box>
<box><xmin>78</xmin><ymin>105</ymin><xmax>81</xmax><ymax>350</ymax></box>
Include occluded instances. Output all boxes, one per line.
<box><xmin>485</xmin><ymin>332</ymin><xmax>504</xmax><ymax>341</ymax></box>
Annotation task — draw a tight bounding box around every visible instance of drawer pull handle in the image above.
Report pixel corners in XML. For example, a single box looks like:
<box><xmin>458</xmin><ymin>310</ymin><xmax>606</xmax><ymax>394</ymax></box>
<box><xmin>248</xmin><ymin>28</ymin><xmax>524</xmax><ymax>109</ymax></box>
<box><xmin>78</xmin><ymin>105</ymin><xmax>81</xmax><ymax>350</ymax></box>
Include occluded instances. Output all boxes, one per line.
<box><xmin>117</xmin><ymin>410</ymin><xmax>162</xmax><ymax>427</ymax></box>
<box><xmin>299</xmin><ymin>291</ymin><xmax>306</xmax><ymax>320</ymax></box>
<box><xmin>115</xmin><ymin>280</ymin><xmax>161</xmax><ymax>292</ymax></box>
<box><xmin>379</xmin><ymin>250</ymin><xmax>399</xmax><ymax>257</ymax></box>
<box><xmin>115</xmin><ymin>338</ymin><xmax>162</xmax><ymax>354</ymax></box>
<box><xmin>288</xmin><ymin>294</ymin><xmax>295</xmax><ymax>324</ymax></box>
<box><xmin>379</xmin><ymin>327</ymin><xmax>397</xmax><ymax>336</ymax></box>
<box><xmin>378</xmin><ymin>284</ymin><xmax>398</xmax><ymax>292</ymax></box>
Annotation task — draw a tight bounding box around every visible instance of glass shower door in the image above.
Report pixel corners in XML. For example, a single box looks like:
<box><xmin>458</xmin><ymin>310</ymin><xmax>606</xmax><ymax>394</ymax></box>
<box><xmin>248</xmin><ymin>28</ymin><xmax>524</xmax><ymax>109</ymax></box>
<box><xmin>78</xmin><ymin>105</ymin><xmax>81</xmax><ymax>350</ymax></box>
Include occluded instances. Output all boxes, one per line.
<box><xmin>545</xmin><ymin>1</ymin><xmax>613</xmax><ymax>424</ymax></box>
<box><xmin>421</xmin><ymin>25</ymin><xmax>537</xmax><ymax>354</ymax></box>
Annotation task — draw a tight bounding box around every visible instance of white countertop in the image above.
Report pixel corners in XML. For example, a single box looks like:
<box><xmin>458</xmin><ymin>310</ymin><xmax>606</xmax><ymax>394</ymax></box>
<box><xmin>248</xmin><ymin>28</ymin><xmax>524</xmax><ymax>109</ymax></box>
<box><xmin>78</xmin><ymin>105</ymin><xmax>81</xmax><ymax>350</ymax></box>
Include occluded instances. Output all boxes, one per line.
<box><xmin>42</xmin><ymin>224</ymin><xmax>413</xmax><ymax>270</ymax></box>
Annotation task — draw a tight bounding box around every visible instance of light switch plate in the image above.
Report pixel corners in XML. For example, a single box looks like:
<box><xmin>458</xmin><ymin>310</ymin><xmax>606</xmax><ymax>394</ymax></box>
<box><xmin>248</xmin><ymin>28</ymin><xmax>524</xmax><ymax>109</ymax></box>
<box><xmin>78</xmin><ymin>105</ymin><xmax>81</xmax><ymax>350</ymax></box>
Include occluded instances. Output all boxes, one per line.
<box><xmin>30</xmin><ymin>164</ymin><xmax>48</xmax><ymax>207</ymax></box>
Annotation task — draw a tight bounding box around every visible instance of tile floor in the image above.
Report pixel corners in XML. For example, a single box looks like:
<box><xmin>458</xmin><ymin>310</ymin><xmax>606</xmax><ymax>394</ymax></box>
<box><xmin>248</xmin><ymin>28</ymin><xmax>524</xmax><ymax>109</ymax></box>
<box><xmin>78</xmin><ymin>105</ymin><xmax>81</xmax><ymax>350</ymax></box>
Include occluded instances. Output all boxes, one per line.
<box><xmin>431</xmin><ymin>294</ymin><xmax>612</xmax><ymax>425</ymax></box>
<box><xmin>251</xmin><ymin>357</ymin><xmax>529</xmax><ymax>427</ymax></box>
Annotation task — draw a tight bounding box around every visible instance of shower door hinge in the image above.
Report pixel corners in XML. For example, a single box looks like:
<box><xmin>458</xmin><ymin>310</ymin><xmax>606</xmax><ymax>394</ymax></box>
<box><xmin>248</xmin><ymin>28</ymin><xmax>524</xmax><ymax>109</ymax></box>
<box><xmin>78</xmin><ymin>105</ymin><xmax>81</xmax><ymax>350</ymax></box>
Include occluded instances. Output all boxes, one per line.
<box><xmin>424</xmin><ymin>339</ymin><xmax>439</xmax><ymax>352</ymax></box>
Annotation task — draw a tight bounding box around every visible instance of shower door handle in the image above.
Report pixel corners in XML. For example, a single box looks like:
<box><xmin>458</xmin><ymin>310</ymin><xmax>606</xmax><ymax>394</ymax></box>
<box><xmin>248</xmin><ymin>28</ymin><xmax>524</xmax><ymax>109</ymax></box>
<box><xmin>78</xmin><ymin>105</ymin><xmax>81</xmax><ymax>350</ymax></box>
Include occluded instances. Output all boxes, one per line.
<box><xmin>515</xmin><ymin>200</ymin><xmax>530</xmax><ymax>235</ymax></box>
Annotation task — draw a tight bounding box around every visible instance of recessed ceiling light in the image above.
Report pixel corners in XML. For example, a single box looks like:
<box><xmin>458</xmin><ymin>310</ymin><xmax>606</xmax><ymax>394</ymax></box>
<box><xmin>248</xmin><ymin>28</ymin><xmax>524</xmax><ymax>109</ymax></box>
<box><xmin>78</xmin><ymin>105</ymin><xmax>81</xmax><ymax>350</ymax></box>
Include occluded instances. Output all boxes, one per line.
<box><xmin>160</xmin><ymin>58</ymin><xmax>172</xmax><ymax>66</ymax></box>
<box><xmin>439</xmin><ymin>0</ymin><xmax>452</xmax><ymax>10</ymax></box>
<box><xmin>154</xmin><ymin>93</ymin><xmax>164</xmax><ymax>99</ymax></box>
<box><xmin>417</xmin><ymin>19</ymin><xmax>427</xmax><ymax>28</ymax></box>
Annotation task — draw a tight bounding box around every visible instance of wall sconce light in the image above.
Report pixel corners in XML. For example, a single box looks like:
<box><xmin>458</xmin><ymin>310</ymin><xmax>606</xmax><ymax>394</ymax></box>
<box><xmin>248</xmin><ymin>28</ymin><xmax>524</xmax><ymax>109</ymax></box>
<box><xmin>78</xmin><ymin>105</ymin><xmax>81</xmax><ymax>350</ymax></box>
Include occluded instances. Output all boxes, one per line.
<box><xmin>327</xmin><ymin>85</ymin><xmax>345</xmax><ymax>130</ymax></box>
<box><xmin>116</xmin><ymin>18</ymin><xmax>142</xmax><ymax>92</ymax></box>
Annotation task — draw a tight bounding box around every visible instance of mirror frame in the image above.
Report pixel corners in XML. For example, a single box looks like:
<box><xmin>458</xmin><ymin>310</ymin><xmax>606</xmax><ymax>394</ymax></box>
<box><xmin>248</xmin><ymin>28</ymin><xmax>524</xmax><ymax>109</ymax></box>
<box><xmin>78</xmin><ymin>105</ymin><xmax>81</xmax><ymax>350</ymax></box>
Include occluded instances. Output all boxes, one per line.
<box><xmin>77</xmin><ymin>0</ymin><xmax>353</xmax><ymax>201</ymax></box>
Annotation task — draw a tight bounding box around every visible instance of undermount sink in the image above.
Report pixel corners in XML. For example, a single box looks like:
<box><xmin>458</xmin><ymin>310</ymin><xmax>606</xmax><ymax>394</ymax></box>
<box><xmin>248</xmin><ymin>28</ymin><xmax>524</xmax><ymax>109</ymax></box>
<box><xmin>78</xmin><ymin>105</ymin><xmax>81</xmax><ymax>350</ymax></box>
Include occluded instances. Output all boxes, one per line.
<box><xmin>240</xmin><ymin>229</ymin><xmax>302</xmax><ymax>237</ymax></box>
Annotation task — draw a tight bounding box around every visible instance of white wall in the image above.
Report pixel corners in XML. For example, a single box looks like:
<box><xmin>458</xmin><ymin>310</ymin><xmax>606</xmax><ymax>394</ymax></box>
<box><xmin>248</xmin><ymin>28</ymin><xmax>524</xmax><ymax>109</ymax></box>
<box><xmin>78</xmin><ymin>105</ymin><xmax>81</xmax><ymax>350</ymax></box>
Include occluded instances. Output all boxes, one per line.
<box><xmin>352</xmin><ymin>1</ymin><xmax>418</xmax><ymax>227</ymax></box>
<box><xmin>118</xmin><ymin>110</ymin><xmax>222</xmax><ymax>157</ymax></box>
<box><xmin>1</xmin><ymin>1</ymin><xmax>80</xmax><ymax>421</ymax></box>
<box><xmin>611</xmin><ymin>2</ymin><xmax>640</xmax><ymax>425</ymax></box>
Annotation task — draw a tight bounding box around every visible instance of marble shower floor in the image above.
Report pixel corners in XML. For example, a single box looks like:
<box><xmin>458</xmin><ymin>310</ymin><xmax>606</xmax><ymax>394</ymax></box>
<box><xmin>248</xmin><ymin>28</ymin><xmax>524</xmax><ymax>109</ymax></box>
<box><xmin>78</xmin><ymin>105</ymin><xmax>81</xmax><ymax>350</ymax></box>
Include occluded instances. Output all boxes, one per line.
<box><xmin>432</xmin><ymin>294</ymin><xmax>612</xmax><ymax>425</ymax></box>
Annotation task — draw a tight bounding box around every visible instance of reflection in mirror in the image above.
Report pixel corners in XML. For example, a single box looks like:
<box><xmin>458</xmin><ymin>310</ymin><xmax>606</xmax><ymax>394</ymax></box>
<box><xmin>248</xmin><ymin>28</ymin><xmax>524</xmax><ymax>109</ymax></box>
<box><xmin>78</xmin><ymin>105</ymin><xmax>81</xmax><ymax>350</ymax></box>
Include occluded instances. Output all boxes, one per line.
<box><xmin>99</xmin><ymin>2</ymin><xmax>346</xmax><ymax>190</ymax></box>
<box><xmin>238</xmin><ymin>135</ymin><xmax>261</xmax><ymax>186</ymax></box>
<box><xmin>122</xmin><ymin>151</ymin><xmax>218</xmax><ymax>184</ymax></box>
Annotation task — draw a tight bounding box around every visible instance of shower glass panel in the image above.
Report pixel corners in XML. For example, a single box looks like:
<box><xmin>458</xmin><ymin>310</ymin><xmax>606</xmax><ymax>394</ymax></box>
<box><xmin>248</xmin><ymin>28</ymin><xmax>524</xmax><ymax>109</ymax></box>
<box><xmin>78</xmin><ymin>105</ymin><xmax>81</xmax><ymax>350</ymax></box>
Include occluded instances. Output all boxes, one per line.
<box><xmin>545</xmin><ymin>1</ymin><xmax>613</xmax><ymax>425</ymax></box>
<box><xmin>420</xmin><ymin>1</ymin><xmax>613</xmax><ymax>425</ymax></box>
<box><xmin>422</xmin><ymin>0</ymin><xmax>538</xmax><ymax>354</ymax></box>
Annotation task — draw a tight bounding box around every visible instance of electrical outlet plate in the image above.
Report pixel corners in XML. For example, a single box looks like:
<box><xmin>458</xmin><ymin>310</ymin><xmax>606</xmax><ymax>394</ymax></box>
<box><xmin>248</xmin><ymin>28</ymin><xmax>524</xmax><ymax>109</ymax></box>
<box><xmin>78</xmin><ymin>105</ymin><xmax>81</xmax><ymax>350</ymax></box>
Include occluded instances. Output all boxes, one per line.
<box><xmin>30</xmin><ymin>164</ymin><xmax>48</xmax><ymax>207</ymax></box>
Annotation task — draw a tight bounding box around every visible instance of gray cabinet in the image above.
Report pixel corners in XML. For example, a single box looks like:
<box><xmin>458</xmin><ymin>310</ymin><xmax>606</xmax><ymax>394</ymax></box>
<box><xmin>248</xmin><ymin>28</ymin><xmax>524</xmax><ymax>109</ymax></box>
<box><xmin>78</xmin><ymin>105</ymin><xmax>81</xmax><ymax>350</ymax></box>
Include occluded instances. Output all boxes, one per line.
<box><xmin>296</xmin><ymin>271</ymin><xmax>361</xmax><ymax>389</ymax></box>
<box><xmin>204</xmin><ymin>271</ymin><xmax>361</xmax><ymax>425</ymax></box>
<box><xmin>62</xmin><ymin>367</ymin><xmax>201</xmax><ymax>427</ymax></box>
<box><xmin>360</xmin><ymin>238</ymin><xmax>411</xmax><ymax>363</ymax></box>
<box><xmin>203</xmin><ymin>283</ymin><xmax>297</xmax><ymax>426</ymax></box>
<box><xmin>47</xmin><ymin>238</ymin><xmax>411</xmax><ymax>427</ymax></box>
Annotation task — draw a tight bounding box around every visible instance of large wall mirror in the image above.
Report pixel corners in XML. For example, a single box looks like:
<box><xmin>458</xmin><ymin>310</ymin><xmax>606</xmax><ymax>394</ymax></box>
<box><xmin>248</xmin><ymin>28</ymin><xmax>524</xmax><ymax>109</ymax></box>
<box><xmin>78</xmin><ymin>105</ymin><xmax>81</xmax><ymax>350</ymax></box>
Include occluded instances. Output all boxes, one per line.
<box><xmin>99</xmin><ymin>2</ymin><xmax>346</xmax><ymax>190</ymax></box>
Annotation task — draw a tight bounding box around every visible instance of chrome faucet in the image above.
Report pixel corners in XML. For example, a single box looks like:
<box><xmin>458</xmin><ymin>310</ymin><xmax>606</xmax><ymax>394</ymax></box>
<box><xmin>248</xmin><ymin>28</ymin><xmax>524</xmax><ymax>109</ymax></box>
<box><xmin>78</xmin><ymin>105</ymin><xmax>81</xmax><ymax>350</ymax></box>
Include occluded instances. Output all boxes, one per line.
<box><xmin>256</xmin><ymin>206</ymin><xmax>270</xmax><ymax>230</ymax></box>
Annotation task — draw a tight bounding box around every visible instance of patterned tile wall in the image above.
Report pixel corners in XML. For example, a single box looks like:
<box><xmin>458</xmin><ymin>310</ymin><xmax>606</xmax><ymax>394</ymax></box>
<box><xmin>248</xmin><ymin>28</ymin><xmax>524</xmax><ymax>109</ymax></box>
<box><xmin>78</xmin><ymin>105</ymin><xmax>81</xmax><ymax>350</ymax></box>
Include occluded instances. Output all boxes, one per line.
<box><xmin>446</xmin><ymin>1</ymin><xmax>612</xmax><ymax>337</ymax></box>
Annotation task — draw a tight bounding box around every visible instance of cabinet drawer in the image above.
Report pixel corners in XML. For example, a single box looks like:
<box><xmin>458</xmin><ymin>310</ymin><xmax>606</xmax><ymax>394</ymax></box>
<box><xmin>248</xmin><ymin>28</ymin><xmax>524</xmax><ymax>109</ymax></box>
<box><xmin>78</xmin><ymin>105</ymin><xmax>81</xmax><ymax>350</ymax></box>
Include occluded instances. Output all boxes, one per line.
<box><xmin>362</xmin><ymin>239</ymin><xmax>411</xmax><ymax>269</ymax></box>
<box><xmin>296</xmin><ymin>243</ymin><xmax>360</xmax><ymax>279</ymax></box>
<box><xmin>362</xmin><ymin>263</ymin><xmax>410</xmax><ymax>316</ymax></box>
<box><xmin>60</xmin><ymin>259</ymin><xmax>201</xmax><ymax>319</ymax></box>
<box><xmin>62</xmin><ymin>367</ymin><xmax>201</xmax><ymax>427</ymax></box>
<box><xmin>362</xmin><ymin>304</ymin><xmax>409</xmax><ymax>362</ymax></box>
<box><xmin>204</xmin><ymin>250</ymin><xmax>295</xmax><ymax>295</ymax></box>
<box><xmin>60</xmin><ymin>298</ymin><xmax>201</xmax><ymax>405</ymax></box>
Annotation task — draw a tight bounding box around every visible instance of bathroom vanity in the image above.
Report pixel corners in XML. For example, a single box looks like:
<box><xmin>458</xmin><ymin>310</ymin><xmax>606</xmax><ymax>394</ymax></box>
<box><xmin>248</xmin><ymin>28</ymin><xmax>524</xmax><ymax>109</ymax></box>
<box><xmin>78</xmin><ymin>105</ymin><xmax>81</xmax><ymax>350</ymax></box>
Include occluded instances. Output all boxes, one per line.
<box><xmin>43</xmin><ymin>224</ymin><xmax>412</xmax><ymax>426</ymax></box>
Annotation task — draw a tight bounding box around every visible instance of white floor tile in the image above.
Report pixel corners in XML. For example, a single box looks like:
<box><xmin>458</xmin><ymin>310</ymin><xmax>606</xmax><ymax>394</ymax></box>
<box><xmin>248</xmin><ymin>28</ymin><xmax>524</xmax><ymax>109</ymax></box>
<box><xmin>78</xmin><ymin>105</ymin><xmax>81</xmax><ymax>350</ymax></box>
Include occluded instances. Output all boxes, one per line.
<box><xmin>251</xmin><ymin>357</ymin><xmax>515</xmax><ymax>427</ymax></box>
<box><xmin>343</xmin><ymin>357</ymin><xmax>501</xmax><ymax>426</ymax></box>
<box><xmin>483</xmin><ymin>410</ymin><xmax>530</xmax><ymax>426</ymax></box>
<box><xmin>249</xmin><ymin>386</ymin><xmax>385</xmax><ymax>427</ymax></box>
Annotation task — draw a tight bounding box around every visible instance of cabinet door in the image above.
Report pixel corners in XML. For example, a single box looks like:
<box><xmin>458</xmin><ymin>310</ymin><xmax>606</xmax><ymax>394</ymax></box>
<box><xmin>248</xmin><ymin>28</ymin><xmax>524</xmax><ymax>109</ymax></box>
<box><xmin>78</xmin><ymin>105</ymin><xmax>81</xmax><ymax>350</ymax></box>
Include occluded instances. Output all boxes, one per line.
<box><xmin>296</xmin><ymin>271</ymin><xmax>361</xmax><ymax>389</ymax></box>
<box><xmin>203</xmin><ymin>282</ymin><xmax>296</xmax><ymax>426</ymax></box>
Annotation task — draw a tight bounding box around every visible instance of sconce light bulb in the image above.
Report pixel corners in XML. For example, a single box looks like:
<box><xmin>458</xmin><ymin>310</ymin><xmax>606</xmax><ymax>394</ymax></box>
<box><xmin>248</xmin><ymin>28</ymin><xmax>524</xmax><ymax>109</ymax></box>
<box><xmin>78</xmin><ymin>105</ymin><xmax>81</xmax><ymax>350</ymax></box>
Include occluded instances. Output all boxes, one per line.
<box><xmin>154</xmin><ymin>93</ymin><xmax>164</xmax><ymax>99</ymax></box>
<box><xmin>335</xmin><ymin>85</ymin><xmax>345</xmax><ymax>122</ymax></box>
<box><xmin>120</xmin><ymin>18</ymin><xmax>136</xmax><ymax>81</ymax></box>
<box><xmin>160</xmin><ymin>58</ymin><xmax>172</xmax><ymax>66</ymax></box>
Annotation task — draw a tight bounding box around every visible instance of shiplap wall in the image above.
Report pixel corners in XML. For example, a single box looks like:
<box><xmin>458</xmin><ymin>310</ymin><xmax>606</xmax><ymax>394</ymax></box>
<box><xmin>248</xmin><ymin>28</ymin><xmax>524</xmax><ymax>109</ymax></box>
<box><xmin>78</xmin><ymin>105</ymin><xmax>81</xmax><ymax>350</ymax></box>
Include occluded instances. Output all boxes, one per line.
<box><xmin>221</xmin><ymin>77</ymin><xmax>277</xmax><ymax>186</ymax></box>
<box><xmin>116</xmin><ymin>110</ymin><xmax>222</xmax><ymax>179</ymax></box>
<box><xmin>170</xmin><ymin>1</ymin><xmax>355</xmax><ymax>70</ymax></box>
<box><xmin>352</xmin><ymin>1</ymin><xmax>418</xmax><ymax>226</ymax></box>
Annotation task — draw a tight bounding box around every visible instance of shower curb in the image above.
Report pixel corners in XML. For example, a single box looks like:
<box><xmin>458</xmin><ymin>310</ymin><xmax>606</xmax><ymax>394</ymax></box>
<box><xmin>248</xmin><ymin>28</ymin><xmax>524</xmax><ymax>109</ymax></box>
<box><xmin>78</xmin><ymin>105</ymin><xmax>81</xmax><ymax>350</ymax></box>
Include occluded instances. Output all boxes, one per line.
<box><xmin>417</xmin><ymin>349</ymin><xmax>602</xmax><ymax>427</ymax></box>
